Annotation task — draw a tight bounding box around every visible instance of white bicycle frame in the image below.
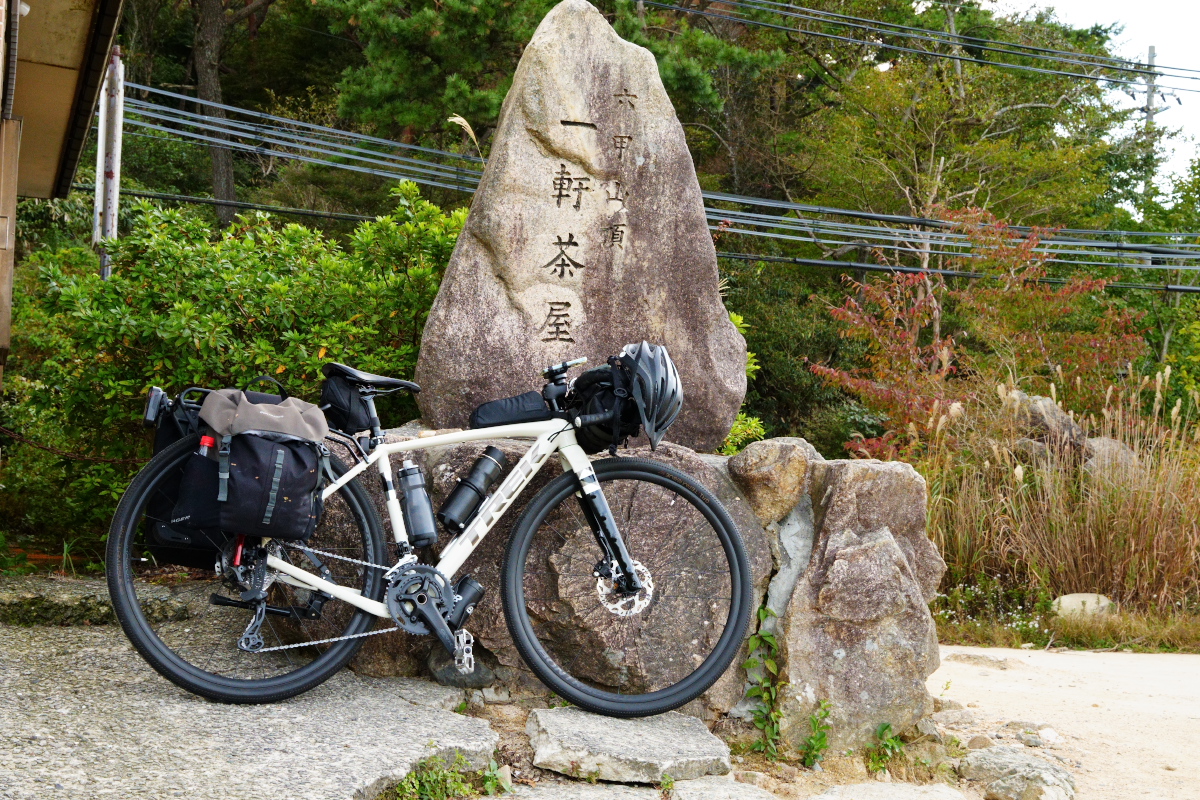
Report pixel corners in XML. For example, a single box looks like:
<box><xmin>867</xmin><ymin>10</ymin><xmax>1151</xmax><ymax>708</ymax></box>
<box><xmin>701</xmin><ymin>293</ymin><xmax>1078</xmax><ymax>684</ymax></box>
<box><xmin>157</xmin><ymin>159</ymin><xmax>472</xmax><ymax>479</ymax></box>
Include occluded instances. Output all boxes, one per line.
<box><xmin>264</xmin><ymin>419</ymin><xmax>595</xmax><ymax>619</ymax></box>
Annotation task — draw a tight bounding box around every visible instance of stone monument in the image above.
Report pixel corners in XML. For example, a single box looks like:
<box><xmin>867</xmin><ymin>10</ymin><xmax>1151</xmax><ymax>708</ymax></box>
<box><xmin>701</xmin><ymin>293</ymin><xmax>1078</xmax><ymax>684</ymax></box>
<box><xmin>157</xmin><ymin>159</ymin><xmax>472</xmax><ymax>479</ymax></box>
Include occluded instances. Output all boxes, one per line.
<box><xmin>414</xmin><ymin>0</ymin><xmax>747</xmax><ymax>451</ymax></box>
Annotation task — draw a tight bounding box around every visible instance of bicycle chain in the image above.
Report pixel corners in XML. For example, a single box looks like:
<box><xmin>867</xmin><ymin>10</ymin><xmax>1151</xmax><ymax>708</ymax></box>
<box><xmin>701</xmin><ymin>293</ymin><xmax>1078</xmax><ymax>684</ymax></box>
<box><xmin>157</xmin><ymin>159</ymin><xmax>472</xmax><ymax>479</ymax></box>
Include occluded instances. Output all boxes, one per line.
<box><xmin>249</xmin><ymin>544</ymin><xmax>410</xmax><ymax>652</ymax></box>
<box><xmin>282</xmin><ymin>542</ymin><xmax>393</xmax><ymax>572</ymax></box>
<box><xmin>251</xmin><ymin>622</ymin><xmax>404</xmax><ymax>652</ymax></box>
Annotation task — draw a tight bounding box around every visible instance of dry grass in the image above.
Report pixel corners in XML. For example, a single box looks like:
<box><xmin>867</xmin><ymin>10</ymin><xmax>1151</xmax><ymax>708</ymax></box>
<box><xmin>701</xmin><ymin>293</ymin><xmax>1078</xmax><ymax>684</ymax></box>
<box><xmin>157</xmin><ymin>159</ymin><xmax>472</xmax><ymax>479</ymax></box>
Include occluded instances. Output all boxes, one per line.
<box><xmin>923</xmin><ymin>371</ymin><xmax>1200</xmax><ymax>611</ymax></box>
<box><xmin>936</xmin><ymin>608</ymin><xmax>1200</xmax><ymax>653</ymax></box>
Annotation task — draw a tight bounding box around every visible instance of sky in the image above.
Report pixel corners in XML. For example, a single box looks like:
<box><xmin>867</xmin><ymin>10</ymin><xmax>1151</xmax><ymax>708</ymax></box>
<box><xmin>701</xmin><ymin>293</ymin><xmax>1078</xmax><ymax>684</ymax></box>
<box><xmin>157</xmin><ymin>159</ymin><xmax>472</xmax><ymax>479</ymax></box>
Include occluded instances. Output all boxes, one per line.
<box><xmin>991</xmin><ymin>0</ymin><xmax>1200</xmax><ymax>184</ymax></box>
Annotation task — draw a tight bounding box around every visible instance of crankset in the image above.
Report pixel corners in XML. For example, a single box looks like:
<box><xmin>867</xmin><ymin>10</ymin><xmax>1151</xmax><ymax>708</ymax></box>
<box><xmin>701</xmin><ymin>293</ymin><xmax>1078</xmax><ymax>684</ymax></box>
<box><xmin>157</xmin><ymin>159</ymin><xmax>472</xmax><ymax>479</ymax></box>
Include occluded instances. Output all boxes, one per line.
<box><xmin>385</xmin><ymin>564</ymin><xmax>474</xmax><ymax>674</ymax></box>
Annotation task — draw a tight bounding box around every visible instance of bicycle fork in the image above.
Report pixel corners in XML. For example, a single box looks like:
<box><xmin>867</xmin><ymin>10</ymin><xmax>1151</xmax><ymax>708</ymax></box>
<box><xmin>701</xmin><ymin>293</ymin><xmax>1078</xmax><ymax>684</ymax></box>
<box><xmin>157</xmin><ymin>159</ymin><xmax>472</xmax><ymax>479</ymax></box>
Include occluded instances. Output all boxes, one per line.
<box><xmin>576</xmin><ymin>476</ymin><xmax>644</xmax><ymax>595</ymax></box>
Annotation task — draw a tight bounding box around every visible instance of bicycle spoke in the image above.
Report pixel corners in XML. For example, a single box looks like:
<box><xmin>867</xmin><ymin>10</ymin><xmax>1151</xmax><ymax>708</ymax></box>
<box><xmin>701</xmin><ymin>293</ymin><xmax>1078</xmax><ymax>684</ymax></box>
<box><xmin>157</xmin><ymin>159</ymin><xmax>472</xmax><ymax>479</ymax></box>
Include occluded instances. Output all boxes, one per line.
<box><xmin>517</xmin><ymin>469</ymin><xmax>742</xmax><ymax>701</ymax></box>
<box><xmin>114</xmin><ymin>444</ymin><xmax>382</xmax><ymax>693</ymax></box>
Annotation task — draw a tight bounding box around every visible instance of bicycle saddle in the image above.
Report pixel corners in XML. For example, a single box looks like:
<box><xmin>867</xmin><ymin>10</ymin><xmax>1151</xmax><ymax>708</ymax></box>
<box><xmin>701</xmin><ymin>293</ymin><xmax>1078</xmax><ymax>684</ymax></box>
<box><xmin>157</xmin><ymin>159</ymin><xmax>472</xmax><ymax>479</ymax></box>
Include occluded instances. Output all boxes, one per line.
<box><xmin>321</xmin><ymin>362</ymin><xmax>420</xmax><ymax>393</ymax></box>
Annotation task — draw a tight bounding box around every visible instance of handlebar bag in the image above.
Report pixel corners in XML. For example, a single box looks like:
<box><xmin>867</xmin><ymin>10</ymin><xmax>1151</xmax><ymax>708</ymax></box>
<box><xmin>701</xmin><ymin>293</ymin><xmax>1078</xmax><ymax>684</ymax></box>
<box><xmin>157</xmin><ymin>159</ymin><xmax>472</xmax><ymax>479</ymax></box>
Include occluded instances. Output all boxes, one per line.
<box><xmin>468</xmin><ymin>391</ymin><xmax>554</xmax><ymax>429</ymax></box>
<box><xmin>169</xmin><ymin>385</ymin><xmax>331</xmax><ymax>542</ymax></box>
<box><xmin>567</xmin><ymin>366</ymin><xmax>643</xmax><ymax>454</ymax></box>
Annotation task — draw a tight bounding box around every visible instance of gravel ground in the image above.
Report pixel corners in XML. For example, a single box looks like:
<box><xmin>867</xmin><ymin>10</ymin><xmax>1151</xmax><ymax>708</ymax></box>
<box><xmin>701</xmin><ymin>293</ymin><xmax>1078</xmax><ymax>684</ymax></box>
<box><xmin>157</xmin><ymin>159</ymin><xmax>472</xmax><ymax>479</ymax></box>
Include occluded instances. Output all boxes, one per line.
<box><xmin>0</xmin><ymin>623</ymin><xmax>496</xmax><ymax>800</ymax></box>
<box><xmin>929</xmin><ymin>644</ymin><xmax>1200</xmax><ymax>800</ymax></box>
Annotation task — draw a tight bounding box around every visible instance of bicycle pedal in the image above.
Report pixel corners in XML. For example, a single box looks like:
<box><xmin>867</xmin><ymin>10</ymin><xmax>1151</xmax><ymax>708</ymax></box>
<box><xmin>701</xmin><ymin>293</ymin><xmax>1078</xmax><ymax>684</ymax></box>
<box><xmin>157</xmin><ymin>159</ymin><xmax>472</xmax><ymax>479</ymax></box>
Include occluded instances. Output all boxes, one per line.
<box><xmin>453</xmin><ymin>629</ymin><xmax>474</xmax><ymax>675</ymax></box>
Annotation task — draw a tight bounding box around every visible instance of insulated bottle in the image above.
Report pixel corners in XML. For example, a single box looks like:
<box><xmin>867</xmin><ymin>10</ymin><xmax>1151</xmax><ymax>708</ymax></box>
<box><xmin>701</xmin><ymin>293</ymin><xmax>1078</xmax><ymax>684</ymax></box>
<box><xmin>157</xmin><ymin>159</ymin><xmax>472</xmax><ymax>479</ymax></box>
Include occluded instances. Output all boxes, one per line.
<box><xmin>437</xmin><ymin>446</ymin><xmax>509</xmax><ymax>533</ymax></box>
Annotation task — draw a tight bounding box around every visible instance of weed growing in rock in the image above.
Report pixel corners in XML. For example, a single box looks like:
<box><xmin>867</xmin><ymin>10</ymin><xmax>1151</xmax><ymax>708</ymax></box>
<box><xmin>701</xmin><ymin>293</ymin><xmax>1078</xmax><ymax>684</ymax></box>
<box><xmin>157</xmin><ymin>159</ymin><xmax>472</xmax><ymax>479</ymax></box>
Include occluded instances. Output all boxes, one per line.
<box><xmin>865</xmin><ymin>723</ymin><xmax>904</xmax><ymax>774</ymax></box>
<box><xmin>479</xmin><ymin>759</ymin><xmax>511</xmax><ymax>795</ymax></box>
<box><xmin>389</xmin><ymin>754</ymin><xmax>475</xmax><ymax>800</ymax></box>
<box><xmin>743</xmin><ymin>605</ymin><xmax>785</xmax><ymax>759</ymax></box>
<box><xmin>657</xmin><ymin>773</ymin><xmax>675</xmax><ymax>799</ymax></box>
<box><xmin>800</xmin><ymin>700</ymin><xmax>832</xmax><ymax>768</ymax></box>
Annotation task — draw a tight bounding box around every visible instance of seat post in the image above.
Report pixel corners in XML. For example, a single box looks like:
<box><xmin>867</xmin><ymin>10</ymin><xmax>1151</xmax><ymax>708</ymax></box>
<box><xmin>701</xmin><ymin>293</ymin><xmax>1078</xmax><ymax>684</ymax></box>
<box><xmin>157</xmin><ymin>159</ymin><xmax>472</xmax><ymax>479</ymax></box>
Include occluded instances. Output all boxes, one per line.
<box><xmin>359</xmin><ymin>389</ymin><xmax>384</xmax><ymax>447</ymax></box>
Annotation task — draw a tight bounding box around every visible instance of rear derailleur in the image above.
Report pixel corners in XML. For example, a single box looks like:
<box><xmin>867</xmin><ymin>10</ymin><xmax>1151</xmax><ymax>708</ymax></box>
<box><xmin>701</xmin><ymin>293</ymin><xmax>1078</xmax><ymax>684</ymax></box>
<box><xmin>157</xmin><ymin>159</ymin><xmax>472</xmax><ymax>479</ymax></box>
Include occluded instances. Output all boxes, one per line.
<box><xmin>210</xmin><ymin>538</ymin><xmax>332</xmax><ymax>653</ymax></box>
<box><xmin>384</xmin><ymin>564</ymin><xmax>481</xmax><ymax>674</ymax></box>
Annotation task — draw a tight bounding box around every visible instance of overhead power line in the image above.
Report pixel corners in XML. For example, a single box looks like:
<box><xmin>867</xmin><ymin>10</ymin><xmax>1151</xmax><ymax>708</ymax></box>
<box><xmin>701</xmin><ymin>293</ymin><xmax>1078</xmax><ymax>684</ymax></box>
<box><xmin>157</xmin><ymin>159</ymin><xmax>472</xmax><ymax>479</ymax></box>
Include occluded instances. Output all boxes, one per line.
<box><xmin>717</xmin><ymin>252</ymin><xmax>1200</xmax><ymax>294</ymax></box>
<box><xmin>126</xmin><ymin>82</ymin><xmax>485</xmax><ymax>163</ymax></box>
<box><xmin>114</xmin><ymin>86</ymin><xmax>1200</xmax><ymax>279</ymax></box>
<box><xmin>640</xmin><ymin>1</ymin><xmax>1200</xmax><ymax>94</ymax></box>
<box><xmin>723</xmin><ymin>0</ymin><xmax>1149</xmax><ymax>77</ymax></box>
<box><xmin>736</xmin><ymin>0</ymin><xmax>1200</xmax><ymax>80</ymax></box>
<box><xmin>125</xmin><ymin>112</ymin><xmax>1200</xmax><ymax>268</ymax></box>
<box><xmin>125</xmin><ymin>99</ymin><xmax>483</xmax><ymax>181</ymax></box>
<box><xmin>122</xmin><ymin>116</ymin><xmax>480</xmax><ymax>194</ymax></box>
<box><xmin>703</xmin><ymin>193</ymin><xmax>1200</xmax><ymax>258</ymax></box>
<box><xmin>125</xmin><ymin>85</ymin><xmax>1200</xmax><ymax>241</ymax></box>
<box><xmin>124</xmin><ymin>102</ymin><xmax>480</xmax><ymax>186</ymax></box>
<box><xmin>72</xmin><ymin>184</ymin><xmax>376</xmax><ymax>221</ymax></box>
<box><xmin>70</xmin><ymin>182</ymin><xmax>1200</xmax><ymax>294</ymax></box>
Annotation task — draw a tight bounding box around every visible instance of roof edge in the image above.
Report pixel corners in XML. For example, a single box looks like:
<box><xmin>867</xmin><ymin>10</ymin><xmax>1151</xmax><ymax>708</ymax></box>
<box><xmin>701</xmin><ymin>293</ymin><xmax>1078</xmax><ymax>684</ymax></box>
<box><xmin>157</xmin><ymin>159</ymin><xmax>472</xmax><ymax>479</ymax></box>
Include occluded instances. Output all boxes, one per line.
<box><xmin>50</xmin><ymin>0</ymin><xmax>124</xmax><ymax>199</ymax></box>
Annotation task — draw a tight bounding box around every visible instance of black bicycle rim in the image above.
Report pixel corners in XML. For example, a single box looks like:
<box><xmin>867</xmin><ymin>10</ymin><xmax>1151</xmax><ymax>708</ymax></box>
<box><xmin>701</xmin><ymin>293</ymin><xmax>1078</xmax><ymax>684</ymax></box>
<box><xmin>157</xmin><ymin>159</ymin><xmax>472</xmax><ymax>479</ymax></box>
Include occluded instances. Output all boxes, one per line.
<box><xmin>504</xmin><ymin>459</ymin><xmax>752</xmax><ymax>715</ymax></box>
<box><xmin>106</xmin><ymin>437</ymin><xmax>385</xmax><ymax>701</ymax></box>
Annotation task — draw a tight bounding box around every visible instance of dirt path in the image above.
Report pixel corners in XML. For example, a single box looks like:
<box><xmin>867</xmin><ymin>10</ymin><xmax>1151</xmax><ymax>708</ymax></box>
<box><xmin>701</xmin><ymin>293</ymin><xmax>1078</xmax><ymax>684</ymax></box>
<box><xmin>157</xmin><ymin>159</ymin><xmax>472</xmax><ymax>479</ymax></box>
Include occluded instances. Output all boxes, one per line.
<box><xmin>928</xmin><ymin>645</ymin><xmax>1200</xmax><ymax>800</ymax></box>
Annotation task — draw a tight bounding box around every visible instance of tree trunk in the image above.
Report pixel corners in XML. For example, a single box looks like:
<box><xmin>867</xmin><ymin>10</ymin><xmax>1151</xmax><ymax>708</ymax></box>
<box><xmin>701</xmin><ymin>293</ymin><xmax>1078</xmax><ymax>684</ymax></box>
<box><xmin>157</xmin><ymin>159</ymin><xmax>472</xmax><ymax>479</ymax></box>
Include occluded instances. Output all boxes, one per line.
<box><xmin>194</xmin><ymin>0</ymin><xmax>236</xmax><ymax>225</ymax></box>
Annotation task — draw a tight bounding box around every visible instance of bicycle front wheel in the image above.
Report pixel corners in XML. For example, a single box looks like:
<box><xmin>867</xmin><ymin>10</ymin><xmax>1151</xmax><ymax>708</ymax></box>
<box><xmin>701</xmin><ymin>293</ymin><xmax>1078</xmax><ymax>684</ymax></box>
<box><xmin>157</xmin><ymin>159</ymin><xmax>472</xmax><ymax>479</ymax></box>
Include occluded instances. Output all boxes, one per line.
<box><xmin>106</xmin><ymin>435</ymin><xmax>388</xmax><ymax>704</ymax></box>
<box><xmin>502</xmin><ymin>457</ymin><xmax>753</xmax><ymax>717</ymax></box>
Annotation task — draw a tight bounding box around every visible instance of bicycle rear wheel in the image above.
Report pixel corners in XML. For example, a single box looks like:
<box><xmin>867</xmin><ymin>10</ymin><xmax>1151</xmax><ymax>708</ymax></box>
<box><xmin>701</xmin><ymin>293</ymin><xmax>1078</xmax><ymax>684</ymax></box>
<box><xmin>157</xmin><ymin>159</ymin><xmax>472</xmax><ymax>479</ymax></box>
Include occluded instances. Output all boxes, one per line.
<box><xmin>501</xmin><ymin>457</ymin><xmax>753</xmax><ymax>717</ymax></box>
<box><xmin>106</xmin><ymin>434</ymin><xmax>388</xmax><ymax>703</ymax></box>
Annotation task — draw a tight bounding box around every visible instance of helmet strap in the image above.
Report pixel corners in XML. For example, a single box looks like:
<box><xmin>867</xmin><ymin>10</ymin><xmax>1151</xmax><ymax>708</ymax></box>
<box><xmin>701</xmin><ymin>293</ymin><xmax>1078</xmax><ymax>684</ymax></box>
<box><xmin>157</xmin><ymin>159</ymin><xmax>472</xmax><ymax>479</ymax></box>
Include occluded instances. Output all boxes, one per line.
<box><xmin>607</xmin><ymin>356</ymin><xmax>631</xmax><ymax>456</ymax></box>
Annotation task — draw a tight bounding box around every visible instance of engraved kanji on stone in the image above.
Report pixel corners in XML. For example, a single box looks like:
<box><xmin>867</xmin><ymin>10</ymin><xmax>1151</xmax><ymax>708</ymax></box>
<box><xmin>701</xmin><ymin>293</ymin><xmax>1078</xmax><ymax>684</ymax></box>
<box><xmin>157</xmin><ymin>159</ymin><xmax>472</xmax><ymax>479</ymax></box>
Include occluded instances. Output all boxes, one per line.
<box><xmin>552</xmin><ymin>164</ymin><xmax>592</xmax><ymax>210</ymax></box>
<box><xmin>604</xmin><ymin>181</ymin><xmax>628</xmax><ymax>209</ymax></box>
<box><xmin>612</xmin><ymin>135</ymin><xmax>633</xmax><ymax>160</ymax></box>
<box><xmin>602</xmin><ymin>221</ymin><xmax>627</xmax><ymax>248</ymax></box>
<box><xmin>540</xmin><ymin>233</ymin><xmax>587</xmax><ymax>278</ymax></box>
<box><xmin>540</xmin><ymin>301</ymin><xmax>574</xmax><ymax>342</ymax></box>
<box><xmin>613</xmin><ymin>89</ymin><xmax>638</xmax><ymax>109</ymax></box>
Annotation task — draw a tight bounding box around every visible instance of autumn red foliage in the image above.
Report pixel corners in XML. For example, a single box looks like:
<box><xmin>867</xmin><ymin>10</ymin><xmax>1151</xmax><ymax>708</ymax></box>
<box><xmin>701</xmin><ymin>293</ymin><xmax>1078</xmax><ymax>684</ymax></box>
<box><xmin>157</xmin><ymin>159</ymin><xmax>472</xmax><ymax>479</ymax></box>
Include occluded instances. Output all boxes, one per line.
<box><xmin>811</xmin><ymin>208</ymin><xmax>1148</xmax><ymax>456</ymax></box>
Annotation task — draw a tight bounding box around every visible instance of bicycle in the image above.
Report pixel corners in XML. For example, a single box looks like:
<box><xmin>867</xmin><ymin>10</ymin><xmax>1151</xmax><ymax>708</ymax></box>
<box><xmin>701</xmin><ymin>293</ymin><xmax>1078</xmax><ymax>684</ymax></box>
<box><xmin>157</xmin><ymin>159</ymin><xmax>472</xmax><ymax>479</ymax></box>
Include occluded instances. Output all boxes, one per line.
<box><xmin>106</xmin><ymin>349</ymin><xmax>753</xmax><ymax>717</ymax></box>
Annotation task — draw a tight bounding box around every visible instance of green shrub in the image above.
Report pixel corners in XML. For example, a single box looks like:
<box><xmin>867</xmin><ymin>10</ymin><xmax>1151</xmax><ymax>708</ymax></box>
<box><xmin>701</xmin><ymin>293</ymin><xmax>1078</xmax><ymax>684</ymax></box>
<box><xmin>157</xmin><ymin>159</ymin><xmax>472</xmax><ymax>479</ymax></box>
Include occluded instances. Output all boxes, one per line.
<box><xmin>718</xmin><ymin>412</ymin><xmax>766</xmax><ymax>455</ymax></box>
<box><xmin>0</xmin><ymin>182</ymin><xmax>464</xmax><ymax>554</ymax></box>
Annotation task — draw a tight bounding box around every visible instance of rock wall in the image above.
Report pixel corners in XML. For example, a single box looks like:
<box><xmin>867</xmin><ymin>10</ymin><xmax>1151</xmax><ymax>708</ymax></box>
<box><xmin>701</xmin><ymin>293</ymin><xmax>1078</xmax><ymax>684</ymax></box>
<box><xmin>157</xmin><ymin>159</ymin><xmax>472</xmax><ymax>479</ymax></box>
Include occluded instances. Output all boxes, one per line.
<box><xmin>324</xmin><ymin>430</ymin><xmax>943</xmax><ymax>748</ymax></box>
<box><xmin>413</xmin><ymin>0</ymin><xmax>746</xmax><ymax>451</ymax></box>
<box><xmin>727</xmin><ymin>440</ymin><xmax>945</xmax><ymax>751</ymax></box>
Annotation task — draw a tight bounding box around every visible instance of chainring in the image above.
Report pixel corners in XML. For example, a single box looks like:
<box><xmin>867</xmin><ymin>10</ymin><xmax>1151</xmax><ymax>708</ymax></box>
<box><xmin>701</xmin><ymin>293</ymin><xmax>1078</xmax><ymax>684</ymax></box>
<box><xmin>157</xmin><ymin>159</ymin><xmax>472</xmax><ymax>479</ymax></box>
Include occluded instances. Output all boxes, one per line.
<box><xmin>385</xmin><ymin>564</ymin><xmax>456</xmax><ymax>635</ymax></box>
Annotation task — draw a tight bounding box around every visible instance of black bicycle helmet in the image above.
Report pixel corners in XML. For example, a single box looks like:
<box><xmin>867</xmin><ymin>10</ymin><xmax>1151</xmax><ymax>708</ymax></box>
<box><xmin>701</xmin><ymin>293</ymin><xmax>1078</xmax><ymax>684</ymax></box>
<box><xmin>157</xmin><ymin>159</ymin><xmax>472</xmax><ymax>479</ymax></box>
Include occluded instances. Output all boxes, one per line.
<box><xmin>619</xmin><ymin>341</ymin><xmax>684</xmax><ymax>449</ymax></box>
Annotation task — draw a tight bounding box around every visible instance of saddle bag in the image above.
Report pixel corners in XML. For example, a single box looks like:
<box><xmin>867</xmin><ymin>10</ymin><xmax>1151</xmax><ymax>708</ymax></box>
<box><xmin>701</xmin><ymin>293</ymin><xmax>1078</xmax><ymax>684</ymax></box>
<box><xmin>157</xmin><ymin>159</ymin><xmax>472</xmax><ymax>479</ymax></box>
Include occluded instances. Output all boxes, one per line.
<box><xmin>319</xmin><ymin>374</ymin><xmax>373</xmax><ymax>434</ymax></box>
<box><xmin>169</xmin><ymin>378</ymin><xmax>331</xmax><ymax>543</ymax></box>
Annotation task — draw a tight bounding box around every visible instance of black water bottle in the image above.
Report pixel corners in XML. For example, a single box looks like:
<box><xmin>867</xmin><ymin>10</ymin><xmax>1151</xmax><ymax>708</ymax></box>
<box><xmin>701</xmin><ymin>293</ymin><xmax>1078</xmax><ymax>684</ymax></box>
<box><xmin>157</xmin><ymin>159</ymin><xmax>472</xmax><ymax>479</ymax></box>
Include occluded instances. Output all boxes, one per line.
<box><xmin>437</xmin><ymin>447</ymin><xmax>509</xmax><ymax>533</ymax></box>
<box><xmin>398</xmin><ymin>460</ymin><xmax>439</xmax><ymax>548</ymax></box>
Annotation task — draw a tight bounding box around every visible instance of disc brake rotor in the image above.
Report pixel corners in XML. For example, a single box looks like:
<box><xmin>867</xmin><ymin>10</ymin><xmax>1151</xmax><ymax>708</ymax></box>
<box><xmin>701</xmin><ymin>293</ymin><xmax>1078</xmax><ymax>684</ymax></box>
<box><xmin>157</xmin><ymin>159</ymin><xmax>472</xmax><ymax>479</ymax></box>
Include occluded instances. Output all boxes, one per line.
<box><xmin>596</xmin><ymin>560</ymin><xmax>654</xmax><ymax>617</ymax></box>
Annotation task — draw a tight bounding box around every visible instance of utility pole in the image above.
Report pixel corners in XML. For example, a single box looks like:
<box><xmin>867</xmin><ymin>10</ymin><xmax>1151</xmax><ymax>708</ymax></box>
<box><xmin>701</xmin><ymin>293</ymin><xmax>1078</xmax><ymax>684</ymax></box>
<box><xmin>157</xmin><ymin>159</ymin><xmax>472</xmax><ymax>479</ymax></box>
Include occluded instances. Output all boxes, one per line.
<box><xmin>1140</xmin><ymin>45</ymin><xmax>1177</xmax><ymax>362</ymax></box>
<box><xmin>94</xmin><ymin>46</ymin><xmax>123</xmax><ymax>280</ymax></box>
<box><xmin>0</xmin><ymin>0</ymin><xmax>22</xmax><ymax>390</ymax></box>
<box><xmin>1142</xmin><ymin>45</ymin><xmax>1156</xmax><ymax>203</ymax></box>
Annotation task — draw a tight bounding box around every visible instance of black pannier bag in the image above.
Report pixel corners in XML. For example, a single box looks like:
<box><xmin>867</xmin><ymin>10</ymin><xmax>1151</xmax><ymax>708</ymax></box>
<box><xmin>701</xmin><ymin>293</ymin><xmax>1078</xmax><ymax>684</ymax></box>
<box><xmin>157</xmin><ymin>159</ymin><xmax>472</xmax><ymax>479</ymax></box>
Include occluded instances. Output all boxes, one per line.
<box><xmin>319</xmin><ymin>374</ymin><xmax>373</xmax><ymax>434</ymax></box>
<box><xmin>468</xmin><ymin>391</ymin><xmax>553</xmax><ymax>429</ymax></box>
<box><xmin>166</xmin><ymin>382</ymin><xmax>331</xmax><ymax>543</ymax></box>
<box><xmin>145</xmin><ymin>388</ymin><xmax>232</xmax><ymax>569</ymax></box>
<box><xmin>567</xmin><ymin>365</ymin><xmax>642</xmax><ymax>454</ymax></box>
